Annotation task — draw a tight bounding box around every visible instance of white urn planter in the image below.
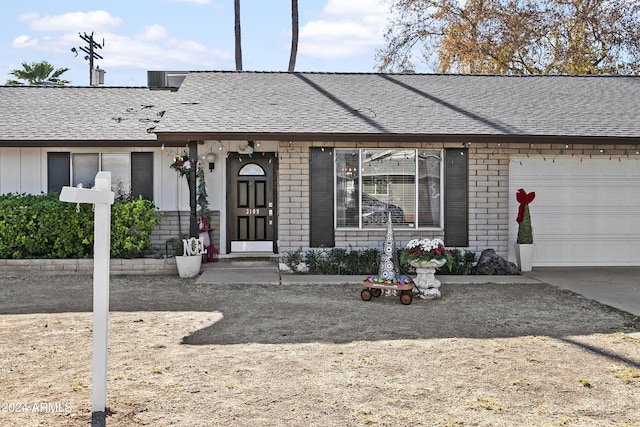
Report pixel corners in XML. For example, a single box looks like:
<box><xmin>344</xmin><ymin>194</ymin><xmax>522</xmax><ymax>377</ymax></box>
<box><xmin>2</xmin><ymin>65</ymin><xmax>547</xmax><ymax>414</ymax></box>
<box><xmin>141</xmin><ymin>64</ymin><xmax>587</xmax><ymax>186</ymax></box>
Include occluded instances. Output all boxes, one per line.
<box><xmin>514</xmin><ymin>243</ymin><xmax>535</xmax><ymax>272</ymax></box>
<box><xmin>175</xmin><ymin>237</ymin><xmax>207</xmax><ymax>278</ymax></box>
<box><xmin>410</xmin><ymin>258</ymin><xmax>446</xmax><ymax>299</ymax></box>
<box><xmin>175</xmin><ymin>255</ymin><xmax>202</xmax><ymax>278</ymax></box>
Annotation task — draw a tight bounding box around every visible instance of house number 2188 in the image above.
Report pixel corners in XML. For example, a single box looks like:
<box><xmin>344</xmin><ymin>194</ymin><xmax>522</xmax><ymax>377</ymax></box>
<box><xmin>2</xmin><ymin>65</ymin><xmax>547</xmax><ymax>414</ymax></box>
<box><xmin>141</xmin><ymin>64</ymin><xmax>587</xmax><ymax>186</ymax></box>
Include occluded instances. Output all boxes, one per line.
<box><xmin>245</xmin><ymin>208</ymin><xmax>260</xmax><ymax>215</ymax></box>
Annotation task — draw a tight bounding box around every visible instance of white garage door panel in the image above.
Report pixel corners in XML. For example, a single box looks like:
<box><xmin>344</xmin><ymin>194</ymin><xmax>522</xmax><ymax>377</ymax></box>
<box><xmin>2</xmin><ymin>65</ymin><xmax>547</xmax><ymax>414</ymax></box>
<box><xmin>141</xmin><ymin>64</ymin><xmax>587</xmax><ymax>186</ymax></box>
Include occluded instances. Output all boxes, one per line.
<box><xmin>509</xmin><ymin>158</ymin><xmax>640</xmax><ymax>266</ymax></box>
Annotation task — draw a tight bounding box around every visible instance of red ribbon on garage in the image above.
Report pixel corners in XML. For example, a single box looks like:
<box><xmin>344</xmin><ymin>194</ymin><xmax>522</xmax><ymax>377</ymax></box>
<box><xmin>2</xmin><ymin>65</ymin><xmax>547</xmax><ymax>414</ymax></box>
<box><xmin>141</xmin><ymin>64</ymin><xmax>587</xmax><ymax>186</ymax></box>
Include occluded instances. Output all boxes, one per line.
<box><xmin>516</xmin><ymin>188</ymin><xmax>535</xmax><ymax>223</ymax></box>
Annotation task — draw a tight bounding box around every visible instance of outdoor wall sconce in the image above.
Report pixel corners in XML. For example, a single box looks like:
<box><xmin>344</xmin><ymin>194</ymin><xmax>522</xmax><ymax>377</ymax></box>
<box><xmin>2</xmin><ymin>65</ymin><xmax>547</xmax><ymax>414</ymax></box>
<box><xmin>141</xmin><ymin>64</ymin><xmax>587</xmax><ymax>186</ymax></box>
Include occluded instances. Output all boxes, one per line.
<box><xmin>205</xmin><ymin>152</ymin><xmax>216</xmax><ymax>171</ymax></box>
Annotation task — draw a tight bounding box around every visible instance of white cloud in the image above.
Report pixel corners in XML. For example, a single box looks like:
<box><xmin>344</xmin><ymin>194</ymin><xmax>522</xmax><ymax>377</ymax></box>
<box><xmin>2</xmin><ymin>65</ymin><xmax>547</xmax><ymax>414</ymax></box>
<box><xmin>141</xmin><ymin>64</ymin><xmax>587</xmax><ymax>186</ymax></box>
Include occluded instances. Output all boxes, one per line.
<box><xmin>323</xmin><ymin>0</ymin><xmax>387</xmax><ymax>17</ymax></box>
<box><xmin>299</xmin><ymin>0</ymin><xmax>387</xmax><ymax>59</ymax></box>
<box><xmin>89</xmin><ymin>33</ymin><xmax>224</xmax><ymax>71</ymax></box>
<box><xmin>11</xmin><ymin>35</ymin><xmax>38</xmax><ymax>49</ymax></box>
<box><xmin>9</xmin><ymin>10</ymin><xmax>228</xmax><ymax>76</ymax></box>
<box><xmin>139</xmin><ymin>25</ymin><xmax>169</xmax><ymax>41</ymax></box>
<box><xmin>19</xmin><ymin>10</ymin><xmax>122</xmax><ymax>33</ymax></box>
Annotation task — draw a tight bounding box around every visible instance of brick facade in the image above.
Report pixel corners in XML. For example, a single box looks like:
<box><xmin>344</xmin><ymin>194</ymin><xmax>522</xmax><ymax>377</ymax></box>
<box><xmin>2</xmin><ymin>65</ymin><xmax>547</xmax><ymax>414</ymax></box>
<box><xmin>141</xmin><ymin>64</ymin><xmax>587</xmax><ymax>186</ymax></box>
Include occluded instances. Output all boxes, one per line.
<box><xmin>0</xmin><ymin>258</ymin><xmax>177</xmax><ymax>275</ymax></box>
<box><xmin>150</xmin><ymin>210</ymin><xmax>221</xmax><ymax>257</ymax></box>
<box><xmin>277</xmin><ymin>142</ymin><xmax>311</xmax><ymax>252</ymax></box>
<box><xmin>275</xmin><ymin>141</ymin><xmax>640</xmax><ymax>260</ymax></box>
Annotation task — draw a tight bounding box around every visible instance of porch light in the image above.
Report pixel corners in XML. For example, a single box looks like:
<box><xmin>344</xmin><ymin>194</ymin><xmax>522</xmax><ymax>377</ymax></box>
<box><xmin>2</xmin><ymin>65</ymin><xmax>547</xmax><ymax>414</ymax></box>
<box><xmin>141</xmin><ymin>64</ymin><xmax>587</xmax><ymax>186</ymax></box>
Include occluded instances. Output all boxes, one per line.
<box><xmin>205</xmin><ymin>152</ymin><xmax>216</xmax><ymax>171</ymax></box>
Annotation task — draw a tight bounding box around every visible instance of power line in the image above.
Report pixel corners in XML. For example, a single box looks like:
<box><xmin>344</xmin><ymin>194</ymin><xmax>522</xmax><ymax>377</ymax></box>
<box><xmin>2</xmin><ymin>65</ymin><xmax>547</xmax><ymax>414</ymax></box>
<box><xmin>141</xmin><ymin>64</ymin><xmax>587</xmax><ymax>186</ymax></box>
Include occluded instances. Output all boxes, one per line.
<box><xmin>72</xmin><ymin>32</ymin><xmax>105</xmax><ymax>85</ymax></box>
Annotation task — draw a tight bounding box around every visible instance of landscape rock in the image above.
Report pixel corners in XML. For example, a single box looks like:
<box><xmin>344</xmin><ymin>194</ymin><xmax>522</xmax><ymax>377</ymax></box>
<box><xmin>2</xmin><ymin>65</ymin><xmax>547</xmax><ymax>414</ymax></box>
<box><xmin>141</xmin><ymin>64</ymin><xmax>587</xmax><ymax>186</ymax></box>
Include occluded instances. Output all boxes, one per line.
<box><xmin>473</xmin><ymin>248</ymin><xmax>519</xmax><ymax>275</ymax></box>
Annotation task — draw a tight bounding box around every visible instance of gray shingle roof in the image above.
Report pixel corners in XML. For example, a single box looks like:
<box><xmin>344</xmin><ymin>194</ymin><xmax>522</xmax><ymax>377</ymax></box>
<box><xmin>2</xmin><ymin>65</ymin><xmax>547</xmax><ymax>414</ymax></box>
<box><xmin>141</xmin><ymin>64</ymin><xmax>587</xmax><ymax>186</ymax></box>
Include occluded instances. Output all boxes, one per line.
<box><xmin>3</xmin><ymin>73</ymin><xmax>639</xmax><ymax>145</ymax></box>
<box><xmin>154</xmin><ymin>71</ymin><xmax>640</xmax><ymax>142</ymax></box>
<box><xmin>0</xmin><ymin>86</ymin><xmax>174</xmax><ymax>144</ymax></box>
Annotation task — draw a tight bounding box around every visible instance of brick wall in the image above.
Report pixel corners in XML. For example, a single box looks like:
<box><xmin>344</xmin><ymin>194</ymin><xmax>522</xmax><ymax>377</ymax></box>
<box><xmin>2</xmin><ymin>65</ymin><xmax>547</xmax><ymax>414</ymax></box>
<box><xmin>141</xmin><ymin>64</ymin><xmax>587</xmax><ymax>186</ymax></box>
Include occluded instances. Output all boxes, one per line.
<box><xmin>468</xmin><ymin>143</ymin><xmax>510</xmax><ymax>257</ymax></box>
<box><xmin>277</xmin><ymin>142</ymin><xmax>311</xmax><ymax>252</ymax></box>
<box><xmin>216</xmin><ymin>141</ymin><xmax>640</xmax><ymax>257</ymax></box>
<box><xmin>275</xmin><ymin>141</ymin><xmax>640</xmax><ymax>260</ymax></box>
<box><xmin>0</xmin><ymin>258</ymin><xmax>178</xmax><ymax>275</ymax></box>
<box><xmin>277</xmin><ymin>141</ymin><xmax>450</xmax><ymax>255</ymax></box>
<box><xmin>150</xmin><ymin>210</ymin><xmax>221</xmax><ymax>257</ymax></box>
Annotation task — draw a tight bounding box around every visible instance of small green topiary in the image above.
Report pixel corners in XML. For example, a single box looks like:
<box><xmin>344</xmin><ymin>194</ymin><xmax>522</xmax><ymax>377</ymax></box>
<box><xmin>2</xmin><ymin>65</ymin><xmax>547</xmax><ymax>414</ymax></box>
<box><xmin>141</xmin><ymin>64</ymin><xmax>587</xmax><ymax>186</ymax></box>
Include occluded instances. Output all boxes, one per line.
<box><xmin>516</xmin><ymin>189</ymin><xmax>535</xmax><ymax>244</ymax></box>
<box><xmin>517</xmin><ymin>205</ymin><xmax>533</xmax><ymax>244</ymax></box>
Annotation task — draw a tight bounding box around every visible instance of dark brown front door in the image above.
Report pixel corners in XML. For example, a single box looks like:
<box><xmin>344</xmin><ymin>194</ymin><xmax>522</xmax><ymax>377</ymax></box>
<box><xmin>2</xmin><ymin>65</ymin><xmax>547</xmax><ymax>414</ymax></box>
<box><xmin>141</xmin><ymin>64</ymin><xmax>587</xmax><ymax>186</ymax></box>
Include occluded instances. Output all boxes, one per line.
<box><xmin>227</xmin><ymin>154</ymin><xmax>276</xmax><ymax>252</ymax></box>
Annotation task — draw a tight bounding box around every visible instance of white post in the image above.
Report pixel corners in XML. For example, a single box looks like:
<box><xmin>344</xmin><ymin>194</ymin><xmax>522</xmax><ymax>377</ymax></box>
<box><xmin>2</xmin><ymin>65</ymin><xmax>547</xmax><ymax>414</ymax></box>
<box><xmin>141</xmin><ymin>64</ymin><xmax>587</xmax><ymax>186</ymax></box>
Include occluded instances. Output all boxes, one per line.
<box><xmin>59</xmin><ymin>172</ymin><xmax>114</xmax><ymax>418</ymax></box>
<box><xmin>91</xmin><ymin>172</ymin><xmax>112</xmax><ymax>413</ymax></box>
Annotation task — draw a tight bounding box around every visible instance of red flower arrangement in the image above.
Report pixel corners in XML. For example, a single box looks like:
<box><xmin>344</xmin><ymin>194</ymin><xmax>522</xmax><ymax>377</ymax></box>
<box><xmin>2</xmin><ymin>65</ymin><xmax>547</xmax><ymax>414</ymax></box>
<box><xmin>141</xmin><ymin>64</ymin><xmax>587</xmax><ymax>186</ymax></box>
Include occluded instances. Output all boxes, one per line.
<box><xmin>398</xmin><ymin>238</ymin><xmax>453</xmax><ymax>269</ymax></box>
<box><xmin>170</xmin><ymin>155</ymin><xmax>196</xmax><ymax>177</ymax></box>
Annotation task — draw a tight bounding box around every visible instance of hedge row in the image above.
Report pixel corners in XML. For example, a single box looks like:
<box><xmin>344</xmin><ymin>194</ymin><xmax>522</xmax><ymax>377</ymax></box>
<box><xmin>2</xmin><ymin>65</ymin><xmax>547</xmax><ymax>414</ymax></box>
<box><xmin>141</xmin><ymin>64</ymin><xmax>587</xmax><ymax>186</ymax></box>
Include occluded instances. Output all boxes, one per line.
<box><xmin>0</xmin><ymin>193</ymin><xmax>161</xmax><ymax>259</ymax></box>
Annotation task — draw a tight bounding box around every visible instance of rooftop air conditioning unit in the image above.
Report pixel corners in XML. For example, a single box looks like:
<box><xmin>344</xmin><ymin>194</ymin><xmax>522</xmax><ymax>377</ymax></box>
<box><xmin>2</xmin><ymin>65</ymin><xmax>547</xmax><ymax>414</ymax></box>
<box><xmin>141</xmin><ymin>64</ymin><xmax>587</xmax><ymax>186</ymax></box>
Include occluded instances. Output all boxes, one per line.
<box><xmin>147</xmin><ymin>71</ymin><xmax>188</xmax><ymax>90</ymax></box>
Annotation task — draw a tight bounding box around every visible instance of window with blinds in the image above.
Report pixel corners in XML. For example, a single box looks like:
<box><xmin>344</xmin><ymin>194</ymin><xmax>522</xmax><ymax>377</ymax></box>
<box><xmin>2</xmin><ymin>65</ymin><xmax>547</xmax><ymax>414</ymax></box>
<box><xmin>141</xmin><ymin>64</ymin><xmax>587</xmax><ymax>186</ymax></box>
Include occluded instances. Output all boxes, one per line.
<box><xmin>48</xmin><ymin>151</ymin><xmax>153</xmax><ymax>200</ymax></box>
<box><xmin>335</xmin><ymin>148</ymin><xmax>442</xmax><ymax>229</ymax></box>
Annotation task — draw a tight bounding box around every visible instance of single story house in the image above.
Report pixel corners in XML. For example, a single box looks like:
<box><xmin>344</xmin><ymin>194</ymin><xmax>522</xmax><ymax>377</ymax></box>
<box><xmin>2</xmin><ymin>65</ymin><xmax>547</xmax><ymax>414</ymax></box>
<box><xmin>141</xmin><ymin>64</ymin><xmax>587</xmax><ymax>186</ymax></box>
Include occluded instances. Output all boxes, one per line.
<box><xmin>1</xmin><ymin>72</ymin><xmax>639</xmax><ymax>266</ymax></box>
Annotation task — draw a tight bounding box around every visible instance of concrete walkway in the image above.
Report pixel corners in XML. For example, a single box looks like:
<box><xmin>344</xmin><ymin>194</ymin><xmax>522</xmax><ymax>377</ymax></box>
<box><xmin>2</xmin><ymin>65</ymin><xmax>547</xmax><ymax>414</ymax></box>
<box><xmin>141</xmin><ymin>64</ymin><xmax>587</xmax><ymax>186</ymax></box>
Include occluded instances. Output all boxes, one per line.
<box><xmin>198</xmin><ymin>262</ymin><xmax>640</xmax><ymax>317</ymax></box>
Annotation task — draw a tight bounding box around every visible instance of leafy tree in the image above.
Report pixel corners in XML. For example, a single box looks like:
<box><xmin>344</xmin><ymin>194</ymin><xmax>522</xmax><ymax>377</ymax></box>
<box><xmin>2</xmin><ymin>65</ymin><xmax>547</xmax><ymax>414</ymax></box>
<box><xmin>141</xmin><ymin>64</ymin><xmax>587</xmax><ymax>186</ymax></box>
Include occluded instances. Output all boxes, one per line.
<box><xmin>6</xmin><ymin>61</ymin><xmax>71</xmax><ymax>86</ymax></box>
<box><xmin>288</xmin><ymin>0</ymin><xmax>299</xmax><ymax>72</ymax></box>
<box><xmin>376</xmin><ymin>0</ymin><xmax>640</xmax><ymax>75</ymax></box>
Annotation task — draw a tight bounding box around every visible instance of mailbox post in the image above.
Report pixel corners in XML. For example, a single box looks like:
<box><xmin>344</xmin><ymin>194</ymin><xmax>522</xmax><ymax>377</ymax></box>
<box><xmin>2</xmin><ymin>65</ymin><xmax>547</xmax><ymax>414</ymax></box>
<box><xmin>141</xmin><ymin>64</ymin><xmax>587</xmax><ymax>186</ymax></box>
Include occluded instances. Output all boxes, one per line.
<box><xmin>59</xmin><ymin>172</ymin><xmax>114</xmax><ymax>425</ymax></box>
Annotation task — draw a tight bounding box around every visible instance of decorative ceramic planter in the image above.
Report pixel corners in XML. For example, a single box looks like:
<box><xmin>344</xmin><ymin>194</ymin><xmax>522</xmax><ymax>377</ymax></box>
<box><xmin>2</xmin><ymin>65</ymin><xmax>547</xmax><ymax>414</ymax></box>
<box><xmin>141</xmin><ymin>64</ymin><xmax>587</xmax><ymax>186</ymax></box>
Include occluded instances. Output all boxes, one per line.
<box><xmin>409</xmin><ymin>259</ymin><xmax>447</xmax><ymax>269</ymax></box>
<box><xmin>514</xmin><ymin>243</ymin><xmax>535</xmax><ymax>272</ymax></box>
<box><xmin>175</xmin><ymin>255</ymin><xmax>202</xmax><ymax>278</ymax></box>
<box><xmin>409</xmin><ymin>258</ymin><xmax>446</xmax><ymax>299</ymax></box>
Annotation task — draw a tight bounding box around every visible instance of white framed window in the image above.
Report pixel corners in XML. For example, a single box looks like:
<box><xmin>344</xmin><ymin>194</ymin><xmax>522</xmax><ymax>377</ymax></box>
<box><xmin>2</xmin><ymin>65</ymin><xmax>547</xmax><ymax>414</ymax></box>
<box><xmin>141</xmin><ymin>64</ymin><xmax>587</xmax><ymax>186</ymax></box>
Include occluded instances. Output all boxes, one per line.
<box><xmin>101</xmin><ymin>153</ymin><xmax>131</xmax><ymax>197</ymax></box>
<box><xmin>52</xmin><ymin>151</ymin><xmax>153</xmax><ymax>200</ymax></box>
<box><xmin>335</xmin><ymin>148</ymin><xmax>442</xmax><ymax>229</ymax></box>
<box><xmin>72</xmin><ymin>153</ymin><xmax>130</xmax><ymax>196</ymax></box>
<box><xmin>72</xmin><ymin>153</ymin><xmax>99</xmax><ymax>188</ymax></box>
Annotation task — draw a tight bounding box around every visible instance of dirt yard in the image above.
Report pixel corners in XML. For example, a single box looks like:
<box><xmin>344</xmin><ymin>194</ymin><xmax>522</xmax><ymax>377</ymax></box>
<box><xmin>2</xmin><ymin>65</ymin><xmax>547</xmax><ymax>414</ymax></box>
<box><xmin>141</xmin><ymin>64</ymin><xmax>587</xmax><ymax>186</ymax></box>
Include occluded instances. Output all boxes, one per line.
<box><xmin>1</xmin><ymin>274</ymin><xmax>639</xmax><ymax>427</ymax></box>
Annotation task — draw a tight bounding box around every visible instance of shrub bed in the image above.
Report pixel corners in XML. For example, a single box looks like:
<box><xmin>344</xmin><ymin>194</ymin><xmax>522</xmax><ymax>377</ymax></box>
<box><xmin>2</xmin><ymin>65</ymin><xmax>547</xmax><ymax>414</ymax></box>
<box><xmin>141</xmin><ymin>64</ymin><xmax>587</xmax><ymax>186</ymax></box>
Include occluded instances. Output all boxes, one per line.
<box><xmin>281</xmin><ymin>247</ymin><xmax>478</xmax><ymax>276</ymax></box>
<box><xmin>0</xmin><ymin>193</ymin><xmax>161</xmax><ymax>259</ymax></box>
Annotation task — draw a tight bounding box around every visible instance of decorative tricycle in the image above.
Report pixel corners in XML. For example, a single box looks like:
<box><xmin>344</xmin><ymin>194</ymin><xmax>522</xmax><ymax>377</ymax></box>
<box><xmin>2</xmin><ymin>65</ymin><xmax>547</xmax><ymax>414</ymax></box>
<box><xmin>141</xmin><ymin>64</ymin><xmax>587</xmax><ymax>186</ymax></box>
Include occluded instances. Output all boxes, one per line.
<box><xmin>361</xmin><ymin>277</ymin><xmax>415</xmax><ymax>305</ymax></box>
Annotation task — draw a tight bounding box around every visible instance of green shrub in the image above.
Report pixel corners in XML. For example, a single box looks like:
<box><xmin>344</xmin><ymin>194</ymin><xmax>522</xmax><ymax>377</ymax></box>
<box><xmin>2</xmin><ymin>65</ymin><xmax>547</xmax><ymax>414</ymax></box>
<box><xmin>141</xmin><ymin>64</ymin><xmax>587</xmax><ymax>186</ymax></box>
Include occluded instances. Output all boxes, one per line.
<box><xmin>280</xmin><ymin>248</ymin><xmax>304</xmax><ymax>269</ymax></box>
<box><xmin>281</xmin><ymin>247</ymin><xmax>380</xmax><ymax>275</ymax></box>
<box><xmin>111</xmin><ymin>197</ymin><xmax>161</xmax><ymax>258</ymax></box>
<box><xmin>437</xmin><ymin>249</ymin><xmax>477</xmax><ymax>275</ymax></box>
<box><xmin>281</xmin><ymin>247</ymin><xmax>477</xmax><ymax>276</ymax></box>
<box><xmin>305</xmin><ymin>249</ymin><xmax>327</xmax><ymax>274</ymax></box>
<box><xmin>0</xmin><ymin>193</ymin><xmax>161</xmax><ymax>259</ymax></box>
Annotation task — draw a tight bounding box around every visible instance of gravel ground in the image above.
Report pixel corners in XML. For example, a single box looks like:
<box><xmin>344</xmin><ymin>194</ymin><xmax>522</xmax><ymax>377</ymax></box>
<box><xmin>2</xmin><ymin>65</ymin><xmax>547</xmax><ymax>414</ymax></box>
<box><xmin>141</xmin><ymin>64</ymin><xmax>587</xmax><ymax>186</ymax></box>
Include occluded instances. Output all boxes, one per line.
<box><xmin>1</xmin><ymin>274</ymin><xmax>639</xmax><ymax>426</ymax></box>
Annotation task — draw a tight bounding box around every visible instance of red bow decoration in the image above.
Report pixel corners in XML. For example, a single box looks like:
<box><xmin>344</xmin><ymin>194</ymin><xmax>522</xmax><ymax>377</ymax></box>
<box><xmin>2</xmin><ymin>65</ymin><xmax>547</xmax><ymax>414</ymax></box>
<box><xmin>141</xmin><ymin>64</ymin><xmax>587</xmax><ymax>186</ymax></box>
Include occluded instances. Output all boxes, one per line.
<box><xmin>516</xmin><ymin>188</ymin><xmax>535</xmax><ymax>223</ymax></box>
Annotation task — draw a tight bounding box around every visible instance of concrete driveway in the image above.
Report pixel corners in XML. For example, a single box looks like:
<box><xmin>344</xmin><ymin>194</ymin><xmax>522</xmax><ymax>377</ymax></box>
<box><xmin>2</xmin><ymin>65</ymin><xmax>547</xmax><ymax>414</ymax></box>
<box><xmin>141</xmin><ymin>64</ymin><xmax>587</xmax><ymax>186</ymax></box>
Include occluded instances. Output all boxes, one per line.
<box><xmin>523</xmin><ymin>267</ymin><xmax>640</xmax><ymax>317</ymax></box>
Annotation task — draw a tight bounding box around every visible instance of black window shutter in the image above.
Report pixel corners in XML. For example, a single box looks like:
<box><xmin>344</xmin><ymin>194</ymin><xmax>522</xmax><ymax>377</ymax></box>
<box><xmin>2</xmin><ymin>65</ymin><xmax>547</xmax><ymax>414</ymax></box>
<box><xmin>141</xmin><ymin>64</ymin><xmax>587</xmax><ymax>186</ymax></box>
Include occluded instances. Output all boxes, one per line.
<box><xmin>444</xmin><ymin>148</ymin><xmax>468</xmax><ymax>247</ymax></box>
<box><xmin>131</xmin><ymin>152</ymin><xmax>154</xmax><ymax>200</ymax></box>
<box><xmin>309</xmin><ymin>147</ymin><xmax>335</xmax><ymax>247</ymax></box>
<box><xmin>47</xmin><ymin>152</ymin><xmax>70</xmax><ymax>194</ymax></box>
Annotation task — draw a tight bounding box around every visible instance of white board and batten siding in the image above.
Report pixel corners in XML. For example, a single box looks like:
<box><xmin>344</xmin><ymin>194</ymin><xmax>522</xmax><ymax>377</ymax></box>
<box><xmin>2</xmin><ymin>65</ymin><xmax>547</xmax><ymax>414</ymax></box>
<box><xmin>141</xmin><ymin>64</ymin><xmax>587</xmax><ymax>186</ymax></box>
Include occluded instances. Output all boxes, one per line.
<box><xmin>509</xmin><ymin>157</ymin><xmax>640</xmax><ymax>267</ymax></box>
<box><xmin>0</xmin><ymin>147</ymin><xmax>197</xmax><ymax>211</ymax></box>
<box><xmin>0</xmin><ymin>147</ymin><xmax>46</xmax><ymax>195</ymax></box>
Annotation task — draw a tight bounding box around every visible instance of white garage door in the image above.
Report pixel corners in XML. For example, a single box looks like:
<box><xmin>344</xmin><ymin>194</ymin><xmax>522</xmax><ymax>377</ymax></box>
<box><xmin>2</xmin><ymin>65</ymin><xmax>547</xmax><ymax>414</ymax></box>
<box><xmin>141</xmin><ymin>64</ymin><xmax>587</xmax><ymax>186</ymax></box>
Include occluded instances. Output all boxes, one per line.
<box><xmin>509</xmin><ymin>157</ymin><xmax>640</xmax><ymax>266</ymax></box>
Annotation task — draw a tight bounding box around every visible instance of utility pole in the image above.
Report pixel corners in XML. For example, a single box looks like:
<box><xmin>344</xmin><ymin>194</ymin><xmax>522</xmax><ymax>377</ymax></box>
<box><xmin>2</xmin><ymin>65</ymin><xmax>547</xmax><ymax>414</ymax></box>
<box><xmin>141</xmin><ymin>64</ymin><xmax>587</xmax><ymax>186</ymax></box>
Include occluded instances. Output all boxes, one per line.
<box><xmin>78</xmin><ymin>32</ymin><xmax>104</xmax><ymax>86</ymax></box>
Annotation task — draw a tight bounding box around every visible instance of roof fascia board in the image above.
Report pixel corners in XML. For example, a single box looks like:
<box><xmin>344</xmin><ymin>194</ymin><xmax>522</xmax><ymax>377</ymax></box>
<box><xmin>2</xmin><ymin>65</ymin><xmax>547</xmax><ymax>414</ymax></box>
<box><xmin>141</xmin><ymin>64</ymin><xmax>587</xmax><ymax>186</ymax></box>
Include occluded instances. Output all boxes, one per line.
<box><xmin>0</xmin><ymin>140</ymin><xmax>162</xmax><ymax>148</ymax></box>
<box><xmin>154</xmin><ymin>132</ymin><xmax>640</xmax><ymax>146</ymax></box>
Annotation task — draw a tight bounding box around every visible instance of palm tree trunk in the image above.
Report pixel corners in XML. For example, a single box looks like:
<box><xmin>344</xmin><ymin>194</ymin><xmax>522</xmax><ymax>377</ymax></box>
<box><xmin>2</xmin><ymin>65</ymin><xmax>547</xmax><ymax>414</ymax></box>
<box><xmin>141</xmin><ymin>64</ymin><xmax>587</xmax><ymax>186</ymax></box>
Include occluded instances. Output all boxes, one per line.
<box><xmin>234</xmin><ymin>0</ymin><xmax>243</xmax><ymax>71</ymax></box>
<box><xmin>288</xmin><ymin>0</ymin><xmax>299</xmax><ymax>72</ymax></box>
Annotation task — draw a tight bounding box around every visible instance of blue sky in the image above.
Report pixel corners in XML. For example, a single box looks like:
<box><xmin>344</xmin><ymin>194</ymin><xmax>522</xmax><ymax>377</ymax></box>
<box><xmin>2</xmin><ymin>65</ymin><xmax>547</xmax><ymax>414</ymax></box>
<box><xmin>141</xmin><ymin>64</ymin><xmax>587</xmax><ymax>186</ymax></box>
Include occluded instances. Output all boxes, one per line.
<box><xmin>1</xmin><ymin>0</ymin><xmax>390</xmax><ymax>87</ymax></box>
